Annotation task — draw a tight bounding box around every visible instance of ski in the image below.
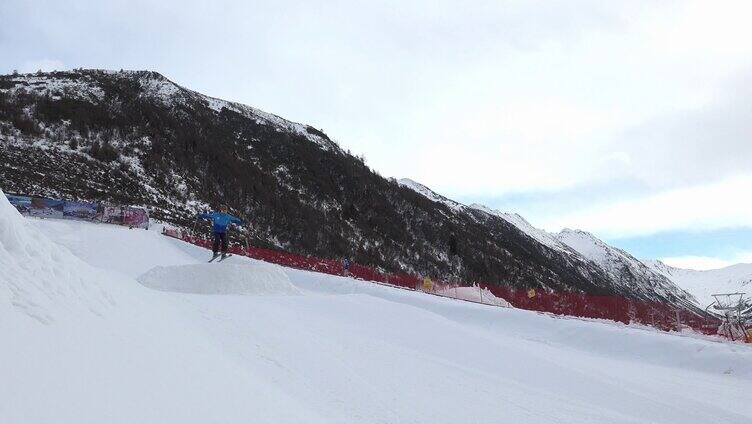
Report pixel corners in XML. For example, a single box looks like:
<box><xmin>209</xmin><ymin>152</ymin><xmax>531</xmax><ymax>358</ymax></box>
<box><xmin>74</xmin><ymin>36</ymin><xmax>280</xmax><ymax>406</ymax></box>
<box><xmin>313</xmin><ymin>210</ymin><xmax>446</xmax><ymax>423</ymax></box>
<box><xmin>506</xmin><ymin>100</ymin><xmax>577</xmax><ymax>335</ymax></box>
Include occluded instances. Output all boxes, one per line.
<box><xmin>217</xmin><ymin>253</ymin><xmax>233</xmax><ymax>262</ymax></box>
<box><xmin>208</xmin><ymin>254</ymin><xmax>220</xmax><ymax>263</ymax></box>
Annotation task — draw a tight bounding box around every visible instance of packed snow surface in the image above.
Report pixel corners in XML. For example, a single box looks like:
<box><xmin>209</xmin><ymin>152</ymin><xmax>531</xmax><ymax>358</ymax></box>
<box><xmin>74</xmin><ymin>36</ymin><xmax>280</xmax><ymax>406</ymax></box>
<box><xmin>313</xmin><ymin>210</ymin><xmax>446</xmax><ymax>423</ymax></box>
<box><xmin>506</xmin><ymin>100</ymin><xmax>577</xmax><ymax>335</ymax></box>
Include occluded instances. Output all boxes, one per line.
<box><xmin>3</xmin><ymin>191</ymin><xmax>752</xmax><ymax>423</ymax></box>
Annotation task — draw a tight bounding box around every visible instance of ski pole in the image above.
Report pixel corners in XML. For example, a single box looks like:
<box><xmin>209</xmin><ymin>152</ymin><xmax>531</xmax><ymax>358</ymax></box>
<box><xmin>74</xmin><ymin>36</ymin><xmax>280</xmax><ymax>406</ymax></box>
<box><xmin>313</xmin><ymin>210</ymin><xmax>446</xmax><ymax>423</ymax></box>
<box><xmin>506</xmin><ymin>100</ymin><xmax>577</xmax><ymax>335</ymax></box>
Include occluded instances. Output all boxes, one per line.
<box><xmin>191</xmin><ymin>216</ymin><xmax>199</xmax><ymax>237</ymax></box>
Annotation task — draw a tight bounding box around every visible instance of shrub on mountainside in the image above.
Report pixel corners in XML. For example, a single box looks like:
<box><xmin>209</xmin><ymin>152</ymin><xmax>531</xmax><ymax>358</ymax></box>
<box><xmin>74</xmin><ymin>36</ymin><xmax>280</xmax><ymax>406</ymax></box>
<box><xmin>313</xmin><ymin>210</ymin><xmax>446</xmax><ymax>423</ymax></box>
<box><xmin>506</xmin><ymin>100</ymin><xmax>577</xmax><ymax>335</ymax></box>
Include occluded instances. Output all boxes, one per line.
<box><xmin>11</xmin><ymin>113</ymin><xmax>40</xmax><ymax>136</ymax></box>
<box><xmin>89</xmin><ymin>140</ymin><xmax>119</xmax><ymax>162</ymax></box>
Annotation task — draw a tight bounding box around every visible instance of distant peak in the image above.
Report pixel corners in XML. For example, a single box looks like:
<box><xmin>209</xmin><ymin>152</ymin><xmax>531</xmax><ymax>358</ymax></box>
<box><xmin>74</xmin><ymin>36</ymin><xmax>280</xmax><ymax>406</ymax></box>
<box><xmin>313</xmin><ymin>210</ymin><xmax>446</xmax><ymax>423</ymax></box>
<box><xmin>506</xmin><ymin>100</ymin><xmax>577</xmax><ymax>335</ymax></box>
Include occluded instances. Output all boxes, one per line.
<box><xmin>397</xmin><ymin>178</ymin><xmax>466</xmax><ymax>212</ymax></box>
<box><xmin>397</xmin><ymin>178</ymin><xmax>428</xmax><ymax>189</ymax></box>
<box><xmin>397</xmin><ymin>178</ymin><xmax>439</xmax><ymax>197</ymax></box>
<box><xmin>559</xmin><ymin>228</ymin><xmax>596</xmax><ymax>238</ymax></box>
<box><xmin>470</xmin><ymin>203</ymin><xmax>523</xmax><ymax>220</ymax></box>
<box><xmin>468</xmin><ymin>203</ymin><xmax>493</xmax><ymax>214</ymax></box>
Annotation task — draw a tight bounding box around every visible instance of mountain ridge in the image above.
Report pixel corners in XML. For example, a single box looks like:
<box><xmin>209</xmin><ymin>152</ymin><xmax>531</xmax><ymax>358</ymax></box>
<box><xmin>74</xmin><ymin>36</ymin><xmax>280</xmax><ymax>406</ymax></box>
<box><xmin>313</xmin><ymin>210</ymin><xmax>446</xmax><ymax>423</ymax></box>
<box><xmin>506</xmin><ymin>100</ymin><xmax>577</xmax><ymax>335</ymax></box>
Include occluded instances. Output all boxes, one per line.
<box><xmin>395</xmin><ymin>178</ymin><xmax>751</xmax><ymax>309</ymax></box>
<box><xmin>399</xmin><ymin>179</ymin><xmax>699</xmax><ymax>309</ymax></box>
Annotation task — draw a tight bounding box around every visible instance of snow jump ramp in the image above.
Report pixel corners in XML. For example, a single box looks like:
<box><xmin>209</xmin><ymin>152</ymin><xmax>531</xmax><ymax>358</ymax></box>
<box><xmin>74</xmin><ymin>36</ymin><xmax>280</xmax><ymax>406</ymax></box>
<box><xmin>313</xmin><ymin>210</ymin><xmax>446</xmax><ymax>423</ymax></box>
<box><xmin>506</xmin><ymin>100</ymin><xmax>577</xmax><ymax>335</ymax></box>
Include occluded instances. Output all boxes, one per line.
<box><xmin>137</xmin><ymin>262</ymin><xmax>302</xmax><ymax>296</ymax></box>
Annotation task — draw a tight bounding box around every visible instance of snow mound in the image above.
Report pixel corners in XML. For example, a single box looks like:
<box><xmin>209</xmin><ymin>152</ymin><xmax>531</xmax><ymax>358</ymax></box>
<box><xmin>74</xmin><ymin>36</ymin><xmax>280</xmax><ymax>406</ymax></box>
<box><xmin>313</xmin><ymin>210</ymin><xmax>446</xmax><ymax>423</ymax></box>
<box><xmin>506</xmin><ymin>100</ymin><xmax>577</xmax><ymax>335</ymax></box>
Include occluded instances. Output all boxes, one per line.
<box><xmin>435</xmin><ymin>285</ymin><xmax>513</xmax><ymax>307</ymax></box>
<box><xmin>137</xmin><ymin>262</ymin><xmax>302</xmax><ymax>296</ymax></box>
<box><xmin>0</xmin><ymin>189</ymin><xmax>114</xmax><ymax>324</ymax></box>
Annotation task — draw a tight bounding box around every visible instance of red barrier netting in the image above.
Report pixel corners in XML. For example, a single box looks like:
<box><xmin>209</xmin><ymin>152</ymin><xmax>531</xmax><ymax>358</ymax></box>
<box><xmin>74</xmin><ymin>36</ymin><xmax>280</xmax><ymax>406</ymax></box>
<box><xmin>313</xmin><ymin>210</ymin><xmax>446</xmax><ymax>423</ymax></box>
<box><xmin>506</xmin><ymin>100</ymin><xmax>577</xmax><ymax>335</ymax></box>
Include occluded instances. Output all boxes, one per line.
<box><xmin>163</xmin><ymin>228</ymin><xmax>724</xmax><ymax>338</ymax></box>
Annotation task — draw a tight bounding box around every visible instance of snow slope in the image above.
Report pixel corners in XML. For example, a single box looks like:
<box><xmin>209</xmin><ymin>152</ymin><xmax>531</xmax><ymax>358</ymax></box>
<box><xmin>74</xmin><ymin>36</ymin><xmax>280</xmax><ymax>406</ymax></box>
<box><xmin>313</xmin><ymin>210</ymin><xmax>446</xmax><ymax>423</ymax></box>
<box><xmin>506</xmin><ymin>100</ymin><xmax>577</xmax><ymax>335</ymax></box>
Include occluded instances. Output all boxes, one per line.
<box><xmin>4</xmin><ymin>194</ymin><xmax>752</xmax><ymax>422</ymax></box>
<box><xmin>0</xmin><ymin>191</ymin><xmax>323</xmax><ymax>423</ymax></box>
<box><xmin>647</xmin><ymin>260</ymin><xmax>752</xmax><ymax>307</ymax></box>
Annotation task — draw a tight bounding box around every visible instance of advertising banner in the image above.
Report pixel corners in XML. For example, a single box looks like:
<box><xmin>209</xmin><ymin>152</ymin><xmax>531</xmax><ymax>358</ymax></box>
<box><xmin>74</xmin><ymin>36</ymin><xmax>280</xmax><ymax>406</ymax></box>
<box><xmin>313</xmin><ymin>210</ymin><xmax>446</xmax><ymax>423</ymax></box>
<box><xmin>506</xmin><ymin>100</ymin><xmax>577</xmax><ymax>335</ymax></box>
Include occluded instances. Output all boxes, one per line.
<box><xmin>6</xmin><ymin>195</ymin><xmax>31</xmax><ymax>213</ymax></box>
<box><xmin>28</xmin><ymin>198</ymin><xmax>64</xmax><ymax>218</ymax></box>
<box><xmin>101</xmin><ymin>206</ymin><xmax>124</xmax><ymax>225</ymax></box>
<box><xmin>123</xmin><ymin>207</ymin><xmax>149</xmax><ymax>229</ymax></box>
<box><xmin>63</xmin><ymin>201</ymin><xmax>98</xmax><ymax>220</ymax></box>
<box><xmin>6</xmin><ymin>194</ymin><xmax>148</xmax><ymax>229</ymax></box>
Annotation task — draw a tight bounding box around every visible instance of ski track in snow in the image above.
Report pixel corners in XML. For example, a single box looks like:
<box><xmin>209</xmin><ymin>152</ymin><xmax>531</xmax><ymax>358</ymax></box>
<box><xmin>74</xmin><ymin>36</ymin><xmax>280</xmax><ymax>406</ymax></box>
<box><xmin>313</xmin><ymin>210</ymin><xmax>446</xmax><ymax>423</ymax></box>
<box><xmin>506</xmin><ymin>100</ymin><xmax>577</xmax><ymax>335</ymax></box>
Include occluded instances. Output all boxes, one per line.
<box><xmin>2</xmin><ymin>196</ymin><xmax>752</xmax><ymax>423</ymax></box>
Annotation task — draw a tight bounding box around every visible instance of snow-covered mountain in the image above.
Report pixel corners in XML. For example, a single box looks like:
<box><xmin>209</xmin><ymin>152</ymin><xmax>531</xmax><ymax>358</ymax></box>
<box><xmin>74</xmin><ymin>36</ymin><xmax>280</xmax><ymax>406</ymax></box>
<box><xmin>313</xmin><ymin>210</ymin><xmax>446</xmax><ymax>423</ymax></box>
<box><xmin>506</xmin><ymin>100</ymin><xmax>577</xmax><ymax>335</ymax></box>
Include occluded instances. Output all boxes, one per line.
<box><xmin>556</xmin><ymin>229</ymin><xmax>698</xmax><ymax>306</ymax></box>
<box><xmin>398</xmin><ymin>178</ymin><xmax>466</xmax><ymax>214</ymax></box>
<box><xmin>646</xmin><ymin>260</ymin><xmax>752</xmax><ymax>307</ymax></box>
<box><xmin>399</xmin><ymin>181</ymin><xmax>698</xmax><ymax>307</ymax></box>
<box><xmin>398</xmin><ymin>176</ymin><xmax>746</xmax><ymax>310</ymax></box>
<box><xmin>470</xmin><ymin>203</ymin><xmax>575</xmax><ymax>255</ymax></box>
<box><xmin>398</xmin><ymin>179</ymin><xmax>574</xmax><ymax>256</ymax></box>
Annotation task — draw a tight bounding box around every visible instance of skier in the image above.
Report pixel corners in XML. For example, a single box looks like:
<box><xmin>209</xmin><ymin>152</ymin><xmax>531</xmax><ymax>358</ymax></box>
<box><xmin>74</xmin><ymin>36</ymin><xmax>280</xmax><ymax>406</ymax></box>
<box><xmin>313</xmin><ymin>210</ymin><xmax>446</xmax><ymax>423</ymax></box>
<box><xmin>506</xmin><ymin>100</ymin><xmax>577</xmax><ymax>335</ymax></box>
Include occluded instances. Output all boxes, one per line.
<box><xmin>196</xmin><ymin>205</ymin><xmax>244</xmax><ymax>261</ymax></box>
<box><xmin>342</xmin><ymin>257</ymin><xmax>351</xmax><ymax>277</ymax></box>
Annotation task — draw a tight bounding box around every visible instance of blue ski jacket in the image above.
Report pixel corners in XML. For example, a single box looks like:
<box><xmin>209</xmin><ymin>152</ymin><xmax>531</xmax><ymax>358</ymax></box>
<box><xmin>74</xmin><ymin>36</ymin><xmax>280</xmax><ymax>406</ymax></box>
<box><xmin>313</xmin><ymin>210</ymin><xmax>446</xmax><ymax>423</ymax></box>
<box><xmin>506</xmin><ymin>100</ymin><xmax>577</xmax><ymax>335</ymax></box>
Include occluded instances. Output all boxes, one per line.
<box><xmin>197</xmin><ymin>211</ymin><xmax>243</xmax><ymax>233</ymax></box>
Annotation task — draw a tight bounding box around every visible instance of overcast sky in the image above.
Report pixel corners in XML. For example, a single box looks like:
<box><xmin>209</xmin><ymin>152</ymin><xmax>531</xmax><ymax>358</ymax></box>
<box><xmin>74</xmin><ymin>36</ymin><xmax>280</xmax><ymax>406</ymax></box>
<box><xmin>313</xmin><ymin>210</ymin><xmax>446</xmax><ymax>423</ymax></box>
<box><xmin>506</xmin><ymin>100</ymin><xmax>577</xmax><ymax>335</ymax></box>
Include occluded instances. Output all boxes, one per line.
<box><xmin>2</xmin><ymin>0</ymin><xmax>751</xmax><ymax>269</ymax></box>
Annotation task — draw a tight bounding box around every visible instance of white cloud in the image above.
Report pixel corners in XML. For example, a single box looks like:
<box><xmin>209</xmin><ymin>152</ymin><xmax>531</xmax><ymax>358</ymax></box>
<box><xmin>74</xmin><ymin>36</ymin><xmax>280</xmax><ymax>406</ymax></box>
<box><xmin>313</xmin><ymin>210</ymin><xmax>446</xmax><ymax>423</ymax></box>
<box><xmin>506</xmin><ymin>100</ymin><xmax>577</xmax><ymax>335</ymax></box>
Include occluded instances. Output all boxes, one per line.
<box><xmin>410</xmin><ymin>97</ymin><xmax>620</xmax><ymax>195</ymax></box>
<box><xmin>660</xmin><ymin>256</ymin><xmax>733</xmax><ymax>271</ymax></box>
<box><xmin>661</xmin><ymin>252</ymin><xmax>752</xmax><ymax>271</ymax></box>
<box><xmin>18</xmin><ymin>59</ymin><xmax>66</xmax><ymax>73</ymax></box>
<box><xmin>544</xmin><ymin>174</ymin><xmax>752</xmax><ymax>237</ymax></box>
<box><xmin>387</xmin><ymin>0</ymin><xmax>752</xmax><ymax>198</ymax></box>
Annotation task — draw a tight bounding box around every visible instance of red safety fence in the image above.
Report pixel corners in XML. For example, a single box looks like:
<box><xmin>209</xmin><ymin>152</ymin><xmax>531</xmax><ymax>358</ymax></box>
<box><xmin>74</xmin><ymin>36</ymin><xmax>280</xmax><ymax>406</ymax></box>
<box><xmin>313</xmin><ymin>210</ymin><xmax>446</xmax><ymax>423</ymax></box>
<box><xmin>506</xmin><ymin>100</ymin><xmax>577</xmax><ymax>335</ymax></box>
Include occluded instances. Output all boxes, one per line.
<box><xmin>485</xmin><ymin>286</ymin><xmax>721</xmax><ymax>335</ymax></box>
<box><xmin>174</xmin><ymin>229</ymin><xmax>424</xmax><ymax>290</ymax></box>
<box><xmin>163</xmin><ymin>227</ymin><xmax>729</xmax><ymax>339</ymax></box>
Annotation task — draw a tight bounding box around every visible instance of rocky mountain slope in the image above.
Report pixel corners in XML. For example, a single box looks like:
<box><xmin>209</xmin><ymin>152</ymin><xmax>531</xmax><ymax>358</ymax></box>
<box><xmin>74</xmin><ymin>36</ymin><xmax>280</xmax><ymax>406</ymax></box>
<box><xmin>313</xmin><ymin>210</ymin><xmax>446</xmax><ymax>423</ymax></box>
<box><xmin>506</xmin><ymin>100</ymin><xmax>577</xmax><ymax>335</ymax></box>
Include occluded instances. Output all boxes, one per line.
<box><xmin>555</xmin><ymin>229</ymin><xmax>699</xmax><ymax>309</ymax></box>
<box><xmin>0</xmin><ymin>69</ymin><xmax>701</xmax><ymax>312</ymax></box>
<box><xmin>398</xmin><ymin>179</ymin><xmax>699</xmax><ymax>308</ymax></box>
